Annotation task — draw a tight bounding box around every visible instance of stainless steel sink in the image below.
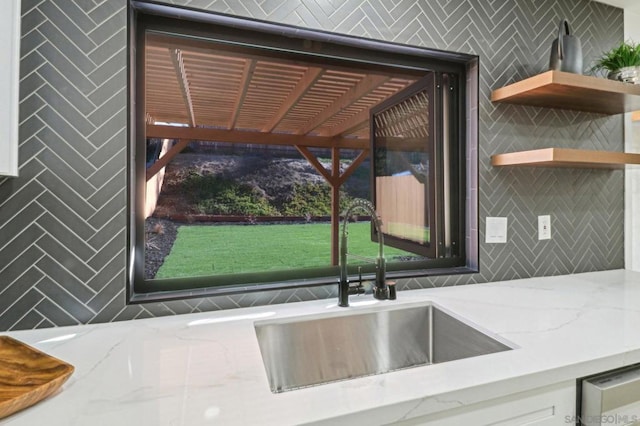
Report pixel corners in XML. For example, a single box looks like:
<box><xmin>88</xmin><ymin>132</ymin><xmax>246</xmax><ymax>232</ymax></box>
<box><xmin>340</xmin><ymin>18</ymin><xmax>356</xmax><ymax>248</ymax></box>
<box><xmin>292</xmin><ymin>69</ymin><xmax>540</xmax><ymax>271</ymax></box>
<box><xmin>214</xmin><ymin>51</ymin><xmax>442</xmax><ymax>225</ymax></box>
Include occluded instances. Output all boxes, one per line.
<box><xmin>254</xmin><ymin>303</ymin><xmax>513</xmax><ymax>393</ymax></box>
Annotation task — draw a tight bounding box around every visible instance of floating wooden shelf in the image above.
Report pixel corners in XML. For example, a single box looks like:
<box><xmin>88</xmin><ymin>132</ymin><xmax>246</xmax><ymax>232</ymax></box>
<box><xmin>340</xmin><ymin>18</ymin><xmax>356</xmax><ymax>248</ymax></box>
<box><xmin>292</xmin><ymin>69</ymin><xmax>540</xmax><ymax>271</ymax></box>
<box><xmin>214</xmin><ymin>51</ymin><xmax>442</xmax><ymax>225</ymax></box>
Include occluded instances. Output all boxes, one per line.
<box><xmin>491</xmin><ymin>148</ymin><xmax>640</xmax><ymax>169</ymax></box>
<box><xmin>491</xmin><ymin>70</ymin><xmax>640</xmax><ymax>115</ymax></box>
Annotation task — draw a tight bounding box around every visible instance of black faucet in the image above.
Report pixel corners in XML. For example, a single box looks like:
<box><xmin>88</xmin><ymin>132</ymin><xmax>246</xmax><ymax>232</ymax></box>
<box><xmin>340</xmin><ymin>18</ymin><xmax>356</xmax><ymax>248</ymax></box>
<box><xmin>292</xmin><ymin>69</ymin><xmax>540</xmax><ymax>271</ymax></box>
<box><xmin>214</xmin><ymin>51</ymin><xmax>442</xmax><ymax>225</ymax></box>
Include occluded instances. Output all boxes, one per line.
<box><xmin>338</xmin><ymin>199</ymin><xmax>397</xmax><ymax>307</ymax></box>
<box><xmin>338</xmin><ymin>267</ymin><xmax>366</xmax><ymax>307</ymax></box>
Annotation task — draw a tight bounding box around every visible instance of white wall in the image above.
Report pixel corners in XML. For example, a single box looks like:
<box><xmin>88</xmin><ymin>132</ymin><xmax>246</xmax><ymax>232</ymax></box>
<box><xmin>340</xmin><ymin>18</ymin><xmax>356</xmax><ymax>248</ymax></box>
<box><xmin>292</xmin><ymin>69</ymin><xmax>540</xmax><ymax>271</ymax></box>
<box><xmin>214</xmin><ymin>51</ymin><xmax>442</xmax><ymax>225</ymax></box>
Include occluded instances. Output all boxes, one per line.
<box><xmin>624</xmin><ymin>10</ymin><xmax>640</xmax><ymax>270</ymax></box>
<box><xmin>0</xmin><ymin>0</ymin><xmax>20</xmax><ymax>177</ymax></box>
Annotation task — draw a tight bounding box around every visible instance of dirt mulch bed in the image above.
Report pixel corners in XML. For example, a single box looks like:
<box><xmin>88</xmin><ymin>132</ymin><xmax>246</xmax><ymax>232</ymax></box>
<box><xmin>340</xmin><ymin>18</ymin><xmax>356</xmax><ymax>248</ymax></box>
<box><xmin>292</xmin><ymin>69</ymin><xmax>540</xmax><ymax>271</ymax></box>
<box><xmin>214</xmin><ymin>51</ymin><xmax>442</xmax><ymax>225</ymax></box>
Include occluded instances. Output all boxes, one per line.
<box><xmin>144</xmin><ymin>217</ymin><xmax>178</xmax><ymax>279</ymax></box>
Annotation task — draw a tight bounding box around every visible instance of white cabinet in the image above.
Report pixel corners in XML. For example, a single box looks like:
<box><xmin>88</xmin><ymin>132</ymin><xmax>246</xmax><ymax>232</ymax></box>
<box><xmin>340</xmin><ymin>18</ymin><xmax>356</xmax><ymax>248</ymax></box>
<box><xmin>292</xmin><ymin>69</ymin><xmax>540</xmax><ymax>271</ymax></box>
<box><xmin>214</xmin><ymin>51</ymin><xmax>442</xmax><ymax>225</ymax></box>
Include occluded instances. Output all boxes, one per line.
<box><xmin>392</xmin><ymin>381</ymin><xmax>576</xmax><ymax>426</ymax></box>
<box><xmin>0</xmin><ymin>0</ymin><xmax>20</xmax><ymax>177</ymax></box>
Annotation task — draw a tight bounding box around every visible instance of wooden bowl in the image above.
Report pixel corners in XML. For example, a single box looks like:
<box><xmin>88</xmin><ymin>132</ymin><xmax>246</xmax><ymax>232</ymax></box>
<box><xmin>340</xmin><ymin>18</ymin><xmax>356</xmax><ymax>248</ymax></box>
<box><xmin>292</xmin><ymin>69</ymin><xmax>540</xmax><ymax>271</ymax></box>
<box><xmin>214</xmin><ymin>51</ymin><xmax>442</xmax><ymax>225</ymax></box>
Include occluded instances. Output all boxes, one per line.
<box><xmin>0</xmin><ymin>336</ymin><xmax>74</xmax><ymax>419</ymax></box>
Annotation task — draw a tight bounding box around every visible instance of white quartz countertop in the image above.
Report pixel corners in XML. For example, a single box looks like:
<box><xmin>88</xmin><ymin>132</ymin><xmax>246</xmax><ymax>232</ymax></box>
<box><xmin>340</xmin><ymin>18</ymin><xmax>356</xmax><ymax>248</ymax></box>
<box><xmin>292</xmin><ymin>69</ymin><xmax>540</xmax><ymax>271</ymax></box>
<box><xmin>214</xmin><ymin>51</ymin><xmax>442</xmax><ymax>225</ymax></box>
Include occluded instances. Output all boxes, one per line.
<box><xmin>3</xmin><ymin>269</ymin><xmax>640</xmax><ymax>425</ymax></box>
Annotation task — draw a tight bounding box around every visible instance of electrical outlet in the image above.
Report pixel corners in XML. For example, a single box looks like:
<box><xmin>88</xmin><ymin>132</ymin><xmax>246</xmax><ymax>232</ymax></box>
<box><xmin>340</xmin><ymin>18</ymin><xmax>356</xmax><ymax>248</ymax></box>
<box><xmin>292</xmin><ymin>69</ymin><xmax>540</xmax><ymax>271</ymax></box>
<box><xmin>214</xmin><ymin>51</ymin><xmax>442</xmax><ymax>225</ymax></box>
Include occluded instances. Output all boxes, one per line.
<box><xmin>538</xmin><ymin>215</ymin><xmax>551</xmax><ymax>240</ymax></box>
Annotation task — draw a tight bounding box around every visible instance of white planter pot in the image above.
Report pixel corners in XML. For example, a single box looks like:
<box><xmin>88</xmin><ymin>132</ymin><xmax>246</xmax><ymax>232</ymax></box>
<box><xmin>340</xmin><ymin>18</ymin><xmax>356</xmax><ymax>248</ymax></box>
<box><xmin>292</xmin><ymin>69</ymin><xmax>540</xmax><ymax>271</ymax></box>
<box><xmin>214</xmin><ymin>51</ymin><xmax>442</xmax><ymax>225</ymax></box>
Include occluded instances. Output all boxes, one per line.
<box><xmin>608</xmin><ymin>66</ymin><xmax>640</xmax><ymax>84</ymax></box>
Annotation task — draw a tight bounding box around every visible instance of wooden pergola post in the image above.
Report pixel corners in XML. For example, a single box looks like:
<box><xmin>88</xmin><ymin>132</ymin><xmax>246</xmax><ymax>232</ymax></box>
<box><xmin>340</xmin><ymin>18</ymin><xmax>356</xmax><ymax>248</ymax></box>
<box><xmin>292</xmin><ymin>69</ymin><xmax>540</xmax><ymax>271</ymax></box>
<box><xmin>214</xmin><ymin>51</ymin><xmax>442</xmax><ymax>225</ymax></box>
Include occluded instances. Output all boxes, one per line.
<box><xmin>296</xmin><ymin>145</ymin><xmax>370</xmax><ymax>265</ymax></box>
<box><xmin>331</xmin><ymin>147</ymin><xmax>341</xmax><ymax>266</ymax></box>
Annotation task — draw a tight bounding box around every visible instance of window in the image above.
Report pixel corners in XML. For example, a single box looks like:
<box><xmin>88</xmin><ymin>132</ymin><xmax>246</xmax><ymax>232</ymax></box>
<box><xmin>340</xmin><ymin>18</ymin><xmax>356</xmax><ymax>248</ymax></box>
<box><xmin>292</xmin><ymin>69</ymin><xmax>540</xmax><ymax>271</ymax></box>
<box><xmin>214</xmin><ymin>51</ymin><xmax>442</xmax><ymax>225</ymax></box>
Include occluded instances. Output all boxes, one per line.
<box><xmin>372</xmin><ymin>72</ymin><xmax>460</xmax><ymax>260</ymax></box>
<box><xmin>128</xmin><ymin>2</ymin><xmax>478</xmax><ymax>303</ymax></box>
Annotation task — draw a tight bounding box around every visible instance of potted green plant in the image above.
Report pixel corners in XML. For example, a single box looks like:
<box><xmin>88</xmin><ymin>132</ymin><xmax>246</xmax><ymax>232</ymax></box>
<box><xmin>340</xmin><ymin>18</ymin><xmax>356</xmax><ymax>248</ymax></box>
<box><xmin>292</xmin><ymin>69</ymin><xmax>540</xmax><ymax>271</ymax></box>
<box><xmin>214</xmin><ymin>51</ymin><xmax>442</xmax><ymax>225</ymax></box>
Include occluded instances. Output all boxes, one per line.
<box><xmin>591</xmin><ymin>41</ymin><xmax>640</xmax><ymax>83</ymax></box>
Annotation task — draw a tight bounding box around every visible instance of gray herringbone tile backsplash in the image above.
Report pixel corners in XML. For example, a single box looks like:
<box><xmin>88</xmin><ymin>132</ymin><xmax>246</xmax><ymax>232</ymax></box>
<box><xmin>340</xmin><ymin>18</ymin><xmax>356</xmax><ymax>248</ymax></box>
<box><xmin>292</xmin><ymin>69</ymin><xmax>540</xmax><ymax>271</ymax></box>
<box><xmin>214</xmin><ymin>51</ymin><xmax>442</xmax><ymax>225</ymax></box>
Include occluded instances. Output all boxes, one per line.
<box><xmin>0</xmin><ymin>0</ymin><xmax>624</xmax><ymax>330</ymax></box>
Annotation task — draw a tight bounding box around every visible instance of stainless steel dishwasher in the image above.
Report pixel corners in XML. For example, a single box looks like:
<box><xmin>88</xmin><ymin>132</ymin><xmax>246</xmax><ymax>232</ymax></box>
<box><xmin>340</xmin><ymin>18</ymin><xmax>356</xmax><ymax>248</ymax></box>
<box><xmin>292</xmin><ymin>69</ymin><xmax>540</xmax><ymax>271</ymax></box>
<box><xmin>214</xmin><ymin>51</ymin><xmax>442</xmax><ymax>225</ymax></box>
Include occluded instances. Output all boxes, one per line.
<box><xmin>579</xmin><ymin>364</ymin><xmax>640</xmax><ymax>426</ymax></box>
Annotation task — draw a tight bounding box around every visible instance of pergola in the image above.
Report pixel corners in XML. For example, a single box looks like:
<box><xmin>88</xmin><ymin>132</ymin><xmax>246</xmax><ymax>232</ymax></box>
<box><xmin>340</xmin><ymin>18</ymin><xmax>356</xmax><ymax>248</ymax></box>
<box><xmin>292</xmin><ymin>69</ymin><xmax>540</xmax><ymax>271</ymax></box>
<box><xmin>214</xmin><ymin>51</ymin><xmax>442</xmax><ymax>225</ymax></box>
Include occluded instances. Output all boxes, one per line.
<box><xmin>144</xmin><ymin>33</ymin><xmax>422</xmax><ymax>264</ymax></box>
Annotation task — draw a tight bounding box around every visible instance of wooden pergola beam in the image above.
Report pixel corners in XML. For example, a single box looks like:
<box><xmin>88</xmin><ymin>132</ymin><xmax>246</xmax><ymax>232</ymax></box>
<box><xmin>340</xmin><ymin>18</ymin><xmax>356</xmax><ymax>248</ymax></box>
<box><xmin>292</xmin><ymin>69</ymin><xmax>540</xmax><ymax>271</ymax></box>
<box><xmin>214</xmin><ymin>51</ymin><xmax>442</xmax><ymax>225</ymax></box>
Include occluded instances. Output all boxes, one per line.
<box><xmin>323</xmin><ymin>106</ymin><xmax>371</xmax><ymax>137</ymax></box>
<box><xmin>146</xmin><ymin>139</ymin><xmax>191</xmax><ymax>182</ymax></box>
<box><xmin>146</xmin><ymin>124</ymin><xmax>369</xmax><ymax>150</ymax></box>
<box><xmin>295</xmin><ymin>146</ymin><xmax>334</xmax><ymax>184</ymax></box>
<box><xmin>169</xmin><ymin>49</ymin><xmax>196</xmax><ymax>127</ymax></box>
<box><xmin>323</xmin><ymin>115</ymin><xmax>427</xmax><ymax>151</ymax></box>
<box><xmin>298</xmin><ymin>74</ymin><xmax>390</xmax><ymax>135</ymax></box>
<box><xmin>228</xmin><ymin>59</ymin><xmax>256</xmax><ymax>130</ymax></box>
<box><xmin>262</xmin><ymin>67</ymin><xmax>324</xmax><ymax>132</ymax></box>
<box><xmin>148</xmin><ymin>33</ymin><xmax>424</xmax><ymax>82</ymax></box>
<box><xmin>337</xmin><ymin>149</ymin><xmax>370</xmax><ymax>186</ymax></box>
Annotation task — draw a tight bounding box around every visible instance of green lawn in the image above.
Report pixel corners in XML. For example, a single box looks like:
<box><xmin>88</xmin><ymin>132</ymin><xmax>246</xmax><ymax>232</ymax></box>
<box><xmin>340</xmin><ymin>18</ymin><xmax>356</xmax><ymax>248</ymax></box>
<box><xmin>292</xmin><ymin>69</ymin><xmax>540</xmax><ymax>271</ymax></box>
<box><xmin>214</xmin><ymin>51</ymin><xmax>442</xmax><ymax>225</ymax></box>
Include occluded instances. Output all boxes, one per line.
<box><xmin>156</xmin><ymin>222</ymin><xmax>416</xmax><ymax>278</ymax></box>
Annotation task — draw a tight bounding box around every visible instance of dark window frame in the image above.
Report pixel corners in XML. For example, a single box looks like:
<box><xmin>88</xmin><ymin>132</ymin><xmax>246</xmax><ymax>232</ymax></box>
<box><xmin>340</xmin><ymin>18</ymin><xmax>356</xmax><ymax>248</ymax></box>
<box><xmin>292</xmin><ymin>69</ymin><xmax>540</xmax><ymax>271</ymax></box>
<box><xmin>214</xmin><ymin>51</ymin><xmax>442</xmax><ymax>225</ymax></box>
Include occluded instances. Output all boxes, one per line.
<box><xmin>128</xmin><ymin>1</ymin><xmax>479</xmax><ymax>304</ymax></box>
<box><xmin>370</xmin><ymin>73</ymin><xmax>439</xmax><ymax>258</ymax></box>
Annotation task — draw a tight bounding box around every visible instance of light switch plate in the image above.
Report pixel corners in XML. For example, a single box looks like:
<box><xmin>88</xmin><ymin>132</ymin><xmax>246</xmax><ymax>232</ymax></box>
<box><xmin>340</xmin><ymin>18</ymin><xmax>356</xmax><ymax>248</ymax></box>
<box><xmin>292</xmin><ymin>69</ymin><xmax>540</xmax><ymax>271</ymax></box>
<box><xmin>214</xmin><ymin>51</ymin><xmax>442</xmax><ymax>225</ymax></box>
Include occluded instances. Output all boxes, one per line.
<box><xmin>486</xmin><ymin>217</ymin><xmax>507</xmax><ymax>243</ymax></box>
<box><xmin>538</xmin><ymin>215</ymin><xmax>551</xmax><ymax>240</ymax></box>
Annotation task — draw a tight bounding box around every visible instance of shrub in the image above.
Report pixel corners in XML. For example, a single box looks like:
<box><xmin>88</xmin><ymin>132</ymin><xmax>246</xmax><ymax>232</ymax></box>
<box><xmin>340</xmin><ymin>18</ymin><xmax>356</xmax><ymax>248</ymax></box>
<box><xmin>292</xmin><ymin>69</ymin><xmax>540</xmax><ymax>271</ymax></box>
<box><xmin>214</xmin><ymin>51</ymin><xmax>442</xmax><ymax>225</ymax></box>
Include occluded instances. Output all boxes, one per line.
<box><xmin>282</xmin><ymin>182</ymin><xmax>353</xmax><ymax>216</ymax></box>
<box><xmin>181</xmin><ymin>170</ymin><xmax>357</xmax><ymax>218</ymax></box>
<box><xmin>184</xmin><ymin>172</ymin><xmax>279</xmax><ymax>216</ymax></box>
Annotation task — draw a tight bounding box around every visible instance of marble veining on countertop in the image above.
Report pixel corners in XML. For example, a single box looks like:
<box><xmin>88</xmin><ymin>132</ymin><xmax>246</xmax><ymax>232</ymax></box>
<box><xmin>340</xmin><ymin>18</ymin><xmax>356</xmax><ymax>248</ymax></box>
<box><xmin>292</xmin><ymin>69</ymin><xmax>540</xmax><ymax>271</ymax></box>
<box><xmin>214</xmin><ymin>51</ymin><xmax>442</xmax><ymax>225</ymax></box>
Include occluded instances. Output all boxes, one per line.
<box><xmin>3</xmin><ymin>269</ymin><xmax>640</xmax><ymax>425</ymax></box>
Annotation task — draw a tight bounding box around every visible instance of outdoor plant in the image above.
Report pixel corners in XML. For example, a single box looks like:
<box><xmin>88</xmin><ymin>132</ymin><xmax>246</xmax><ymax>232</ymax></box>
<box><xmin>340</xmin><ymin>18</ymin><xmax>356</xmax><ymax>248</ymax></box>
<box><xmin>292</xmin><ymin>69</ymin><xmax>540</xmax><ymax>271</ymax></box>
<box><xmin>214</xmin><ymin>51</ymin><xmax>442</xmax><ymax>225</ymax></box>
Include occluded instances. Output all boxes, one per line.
<box><xmin>184</xmin><ymin>172</ymin><xmax>279</xmax><ymax>216</ymax></box>
<box><xmin>591</xmin><ymin>41</ymin><xmax>640</xmax><ymax>76</ymax></box>
<box><xmin>179</xmin><ymin>168</ymin><xmax>359</xmax><ymax>218</ymax></box>
<box><xmin>282</xmin><ymin>182</ymin><xmax>352</xmax><ymax>216</ymax></box>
